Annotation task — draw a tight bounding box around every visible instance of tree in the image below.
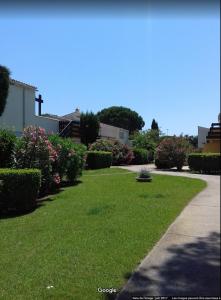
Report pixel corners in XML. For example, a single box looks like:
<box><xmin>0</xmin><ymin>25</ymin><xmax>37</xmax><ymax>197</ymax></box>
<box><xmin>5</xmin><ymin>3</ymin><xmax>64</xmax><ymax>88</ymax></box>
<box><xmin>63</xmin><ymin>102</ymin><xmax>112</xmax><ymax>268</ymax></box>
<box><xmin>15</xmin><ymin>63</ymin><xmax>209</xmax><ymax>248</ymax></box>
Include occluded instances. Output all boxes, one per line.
<box><xmin>97</xmin><ymin>106</ymin><xmax>145</xmax><ymax>134</ymax></box>
<box><xmin>131</xmin><ymin>129</ymin><xmax>160</xmax><ymax>162</ymax></box>
<box><xmin>151</xmin><ymin>119</ymin><xmax>159</xmax><ymax>131</ymax></box>
<box><xmin>80</xmin><ymin>112</ymin><xmax>100</xmax><ymax>147</ymax></box>
<box><xmin>0</xmin><ymin>65</ymin><xmax>10</xmax><ymax>116</ymax></box>
<box><xmin>183</xmin><ymin>134</ymin><xmax>198</xmax><ymax>148</ymax></box>
<box><xmin>155</xmin><ymin>136</ymin><xmax>192</xmax><ymax>171</ymax></box>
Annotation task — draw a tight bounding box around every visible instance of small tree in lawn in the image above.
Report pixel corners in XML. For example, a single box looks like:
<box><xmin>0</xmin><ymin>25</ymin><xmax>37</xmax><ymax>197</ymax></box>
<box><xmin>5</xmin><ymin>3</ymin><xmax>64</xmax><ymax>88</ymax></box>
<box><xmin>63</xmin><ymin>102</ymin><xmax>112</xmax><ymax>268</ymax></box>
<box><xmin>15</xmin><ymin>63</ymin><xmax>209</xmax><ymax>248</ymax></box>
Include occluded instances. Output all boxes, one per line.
<box><xmin>80</xmin><ymin>112</ymin><xmax>100</xmax><ymax>147</ymax></box>
<box><xmin>0</xmin><ymin>65</ymin><xmax>10</xmax><ymax>116</ymax></box>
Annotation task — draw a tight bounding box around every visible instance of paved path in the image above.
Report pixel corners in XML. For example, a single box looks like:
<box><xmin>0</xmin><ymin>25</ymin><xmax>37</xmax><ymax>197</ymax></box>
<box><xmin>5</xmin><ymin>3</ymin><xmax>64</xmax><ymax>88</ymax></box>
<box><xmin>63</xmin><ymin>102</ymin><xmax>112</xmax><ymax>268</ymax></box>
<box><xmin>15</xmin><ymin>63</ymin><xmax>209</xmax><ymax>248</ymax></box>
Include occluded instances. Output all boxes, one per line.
<box><xmin>116</xmin><ymin>165</ymin><xmax>220</xmax><ymax>298</ymax></box>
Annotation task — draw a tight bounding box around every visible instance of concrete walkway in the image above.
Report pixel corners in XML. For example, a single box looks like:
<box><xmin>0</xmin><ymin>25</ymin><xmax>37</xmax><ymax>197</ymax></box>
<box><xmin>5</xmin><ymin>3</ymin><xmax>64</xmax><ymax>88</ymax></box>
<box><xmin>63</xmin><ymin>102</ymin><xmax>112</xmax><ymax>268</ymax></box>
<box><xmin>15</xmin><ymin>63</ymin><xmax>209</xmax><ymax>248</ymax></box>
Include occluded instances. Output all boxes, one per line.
<box><xmin>116</xmin><ymin>165</ymin><xmax>220</xmax><ymax>298</ymax></box>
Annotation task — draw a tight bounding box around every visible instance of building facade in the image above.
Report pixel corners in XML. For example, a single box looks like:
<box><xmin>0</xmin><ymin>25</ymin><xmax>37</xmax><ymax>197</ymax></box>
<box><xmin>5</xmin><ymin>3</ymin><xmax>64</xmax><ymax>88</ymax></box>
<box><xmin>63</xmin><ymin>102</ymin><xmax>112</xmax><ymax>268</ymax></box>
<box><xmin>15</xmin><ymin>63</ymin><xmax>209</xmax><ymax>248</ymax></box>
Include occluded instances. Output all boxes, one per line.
<box><xmin>198</xmin><ymin>114</ymin><xmax>221</xmax><ymax>152</ymax></box>
<box><xmin>0</xmin><ymin>79</ymin><xmax>59</xmax><ymax>136</ymax></box>
<box><xmin>0</xmin><ymin>79</ymin><xmax>129</xmax><ymax>144</ymax></box>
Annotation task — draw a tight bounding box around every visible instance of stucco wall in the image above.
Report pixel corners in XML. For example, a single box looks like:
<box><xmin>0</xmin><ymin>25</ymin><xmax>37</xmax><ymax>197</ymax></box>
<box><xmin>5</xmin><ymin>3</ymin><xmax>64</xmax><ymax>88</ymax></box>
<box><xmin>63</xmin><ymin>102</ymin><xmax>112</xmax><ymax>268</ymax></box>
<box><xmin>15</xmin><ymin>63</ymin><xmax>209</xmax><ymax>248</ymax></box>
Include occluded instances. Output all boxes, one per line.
<box><xmin>33</xmin><ymin>116</ymin><xmax>59</xmax><ymax>134</ymax></box>
<box><xmin>0</xmin><ymin>83</ymin><xmax>60</xmax><ymax>136</ymax></box>
<box><xmin>0</xmin><ymin>84</ymin><xmax>24</xmax><ymax>134</ymax></box>
<box><xmin>198</xmin><ymin>126</ymin><xmax>209</xmax><ymax>148</ymax></box>
<box><xmin>99</xmin><ymin>123</ymin><xmax>129</xmax><ymax>144</ymax></box>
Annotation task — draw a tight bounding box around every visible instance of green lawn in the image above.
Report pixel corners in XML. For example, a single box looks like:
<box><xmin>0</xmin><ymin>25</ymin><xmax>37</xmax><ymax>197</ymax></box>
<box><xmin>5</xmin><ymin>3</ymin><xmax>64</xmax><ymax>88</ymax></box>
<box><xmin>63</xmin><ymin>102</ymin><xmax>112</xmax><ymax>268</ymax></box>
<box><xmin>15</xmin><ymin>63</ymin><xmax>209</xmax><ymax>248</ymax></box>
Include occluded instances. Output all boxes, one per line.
<box><xmin>0</xmin><ymin>168</ymin><xmax>206</xmax><ymax>299</ymax></box>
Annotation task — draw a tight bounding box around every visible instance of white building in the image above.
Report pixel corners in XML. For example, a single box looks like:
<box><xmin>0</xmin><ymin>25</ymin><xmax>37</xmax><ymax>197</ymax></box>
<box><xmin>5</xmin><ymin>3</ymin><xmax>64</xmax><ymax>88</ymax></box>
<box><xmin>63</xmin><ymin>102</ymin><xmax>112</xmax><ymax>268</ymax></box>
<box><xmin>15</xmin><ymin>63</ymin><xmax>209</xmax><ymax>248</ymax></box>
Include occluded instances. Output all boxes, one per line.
<box><xmin>0</xmin><ymin>79</ymin><xmax>58</xmax><ymax>136</ymax></box>
<box><xmin>0</xmin><ymin>78</ymin><xmax>129</xmax><ymax>144</ymax></box>
<box><xmin>198</xmin><ymin>126</ymin><xmax>209</xmax><ymax>148</ymax></box>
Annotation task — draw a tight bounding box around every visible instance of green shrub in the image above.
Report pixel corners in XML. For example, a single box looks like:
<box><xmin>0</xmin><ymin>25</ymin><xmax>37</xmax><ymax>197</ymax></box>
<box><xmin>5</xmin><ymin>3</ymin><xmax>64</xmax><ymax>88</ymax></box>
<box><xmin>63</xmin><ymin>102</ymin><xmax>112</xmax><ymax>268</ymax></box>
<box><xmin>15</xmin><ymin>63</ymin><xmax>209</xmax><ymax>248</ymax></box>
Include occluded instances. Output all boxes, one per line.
<box><xmin>131</xmin><ymin>129</ymin><xmax>160</xmax><ymax>162</ymax></box>
<box><xmin>188</xmin><ymin>153</ymin><xmax>221</xmax><ymax>174</ymax></box>
<box><xmin>89</xmin><ymin>139</ymin><xmax>133</xmax><ymax>165</ymax></box>
<box><xmin>0</xmin><ymin>129</ymin><xmax>16</xmax><ymax>168</ymax></box>
<box><xmin>86</xmin><ymin>151</ymin><xmax>112</xmax><ymax>169</ymax></box>
<box><xmin>155</xmin><ymin>136</ymin><xmax>191</xmax><ymax>171</ymax></box>
<box><xmin>49</xmin><ymin>134</ymin><xmax>87</xmax><ymax>183</ymax></box>
<box><xmin>0</xmin><ymin>169</ymin><xmax>41</xmax><ymax>213</ymax></box>
<box><xmin>131</xmin><ymin>148</ymin><xmax>148</xmax><ymax>165</ymax></box>
<box><xmin>137</xmin><ymin>168</ymin><xmax>151</xmax><ymax>179</ymax></box>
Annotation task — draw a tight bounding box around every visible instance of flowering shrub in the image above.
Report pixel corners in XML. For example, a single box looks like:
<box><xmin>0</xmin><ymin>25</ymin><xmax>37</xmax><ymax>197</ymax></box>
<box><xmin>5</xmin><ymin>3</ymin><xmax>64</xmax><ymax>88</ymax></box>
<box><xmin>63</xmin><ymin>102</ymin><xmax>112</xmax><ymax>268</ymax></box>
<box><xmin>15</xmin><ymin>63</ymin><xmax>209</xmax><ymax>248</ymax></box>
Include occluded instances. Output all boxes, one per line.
<box><xmin>155</xmin><ymin>136</ymin><xmax>191</xmax><ymax>171</ymax></box>
<box><xmin>89</xmin><ymin>139</ymin><xmax>134</xmax><ymax>165</ymax></box>
<box><xmin>14</xmin><ymin>126</ymin><xmax>59</xmax><ymax>194</ymax></box>
<box><xmin>48</xmin><ymin>135</ymin><xmax>87</xmax><ymax>183</ymax></box>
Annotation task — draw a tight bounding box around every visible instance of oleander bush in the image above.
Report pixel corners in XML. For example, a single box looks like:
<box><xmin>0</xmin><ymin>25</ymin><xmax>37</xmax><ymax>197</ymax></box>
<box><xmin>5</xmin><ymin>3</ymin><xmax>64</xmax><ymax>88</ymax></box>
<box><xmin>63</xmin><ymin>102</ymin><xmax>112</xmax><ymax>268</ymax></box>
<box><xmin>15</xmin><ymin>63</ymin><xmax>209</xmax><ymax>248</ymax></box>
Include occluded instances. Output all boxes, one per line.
<box><xmin>131</xmin><ymin>148</ymin><xmax>149</xmax><ymax>165</ymax></box>
<box><xmin>49</xmin><ymin>134</ymin><xmax>87</xmax><ymax>183</ymax></box>
<box><xmin>155</xmin><ymin>136</ymin><xmax>191</xmax><ymax>171</ymax></box>
<box><xmin>89</xmin><ymin>139</ymin><xmax>134</xmax><ymax>165</ymax></box>
<box><xmin>86</xmin><ymin>151</ymin><xmax>112</xmax><ymax>169</ymax></box>
<box><xmin>0</xmin><ymin>168</ymin><xmax>41</xmax><ymax>213</ymax></box>
<box><xmin>188</xmin><ymin>153</ymin><xmax>221</xmax><ymax>174</ymax></box>
<box><xmin>0</xmin><ymin>128</ymin><xmax>16</xmax><ymax>168</ymax></box>
<box><xmin>14</xmin><ymin>126</ymin><xmax>59</xmax><ymax>194</ymax></box>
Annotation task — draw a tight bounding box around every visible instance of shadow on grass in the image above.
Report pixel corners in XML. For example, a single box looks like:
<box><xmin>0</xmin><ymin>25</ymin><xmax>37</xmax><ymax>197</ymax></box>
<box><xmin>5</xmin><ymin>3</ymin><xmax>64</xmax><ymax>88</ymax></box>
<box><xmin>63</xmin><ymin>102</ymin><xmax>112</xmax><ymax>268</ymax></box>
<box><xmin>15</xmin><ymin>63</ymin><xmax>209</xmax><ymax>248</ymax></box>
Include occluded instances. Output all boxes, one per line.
<box><xmin>117</xmin><ymin>232</ymin><xmax>221</xmax><ymax>299</ymax></box>
<box><xmin>0</xmin><ymin>180</ymin><xmax>82</xmax><ymax>219</ymax></box>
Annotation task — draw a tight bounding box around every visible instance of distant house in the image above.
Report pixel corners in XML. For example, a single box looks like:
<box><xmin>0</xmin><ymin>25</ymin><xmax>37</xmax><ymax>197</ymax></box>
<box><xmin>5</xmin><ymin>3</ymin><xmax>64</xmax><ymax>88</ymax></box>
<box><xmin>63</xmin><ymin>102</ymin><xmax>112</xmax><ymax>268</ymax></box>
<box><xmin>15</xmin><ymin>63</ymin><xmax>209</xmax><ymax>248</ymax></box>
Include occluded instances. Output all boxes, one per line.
<box><xmin>198</xmin><ymin>126</ymin><xmax>209</xmax><ymax>148</ymax></box>
<box><xmin>60</xmin><ymin>109</ymin><xmax>129</xmax><ymax>144</ymax></box>
<box><xmin>0</xmin><ymin>78</ymin><xmax>129</xmax><ymax>144</ymax></box>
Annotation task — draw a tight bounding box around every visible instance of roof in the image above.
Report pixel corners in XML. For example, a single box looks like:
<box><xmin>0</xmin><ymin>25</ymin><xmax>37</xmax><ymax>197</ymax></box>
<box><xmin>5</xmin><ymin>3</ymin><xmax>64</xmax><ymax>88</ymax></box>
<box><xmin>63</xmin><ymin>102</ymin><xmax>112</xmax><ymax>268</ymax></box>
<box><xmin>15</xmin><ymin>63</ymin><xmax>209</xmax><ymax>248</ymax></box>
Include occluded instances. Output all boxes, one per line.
<box><xmin>10</xmin><ymin>78</ymin><xmax>37</xmax><ymax>91</ymax></box>
<box><xmin>62</xmin><ymin>112</ymin><xmax>80</xmax><ymax>121</ymax></box>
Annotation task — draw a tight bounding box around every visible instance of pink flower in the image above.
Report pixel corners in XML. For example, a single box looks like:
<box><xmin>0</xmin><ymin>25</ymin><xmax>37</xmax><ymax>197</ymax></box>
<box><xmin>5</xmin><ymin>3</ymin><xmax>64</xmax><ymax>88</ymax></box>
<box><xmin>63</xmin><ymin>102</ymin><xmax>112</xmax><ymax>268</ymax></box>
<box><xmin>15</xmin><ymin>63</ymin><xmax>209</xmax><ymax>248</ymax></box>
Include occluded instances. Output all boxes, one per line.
<box><xmin>53</xmin><ymin>173</ymin><xmax>60</xmax><ymax>185</ymax></box>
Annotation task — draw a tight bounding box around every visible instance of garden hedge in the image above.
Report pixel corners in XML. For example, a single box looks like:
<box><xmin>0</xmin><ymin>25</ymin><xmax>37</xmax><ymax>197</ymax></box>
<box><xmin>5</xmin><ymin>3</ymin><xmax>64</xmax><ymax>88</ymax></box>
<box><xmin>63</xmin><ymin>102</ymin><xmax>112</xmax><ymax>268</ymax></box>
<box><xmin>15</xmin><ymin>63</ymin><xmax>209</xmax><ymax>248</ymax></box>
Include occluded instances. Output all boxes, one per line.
<box><xmin>86</xmin><ymin>151</ymin><xmax>112</xmax><ymax>169</ymax></box>
<box><xmin>188</xmin><ymin>153</ymin><xmax>221</xmax><ymax>174</ymax></box>
<box><xmin>131</xmin><ymin>148</ymin><xmax>148</xmax><ymax>165</ymax></box>
<box><xmin>0</xmin><ymin>169</ymin><xmax>41</xmax><ymax>213</ymax></box>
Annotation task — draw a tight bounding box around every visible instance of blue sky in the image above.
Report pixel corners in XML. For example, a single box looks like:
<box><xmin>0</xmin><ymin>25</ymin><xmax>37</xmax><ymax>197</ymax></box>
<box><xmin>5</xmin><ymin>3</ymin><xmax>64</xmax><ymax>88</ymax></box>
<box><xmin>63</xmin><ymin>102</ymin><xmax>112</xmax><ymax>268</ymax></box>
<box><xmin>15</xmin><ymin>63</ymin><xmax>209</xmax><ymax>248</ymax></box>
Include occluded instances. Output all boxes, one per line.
<box><xmin>0</xmin><ymin>7</ymin><xmax>220</xmax><ymax>136</ymax></box>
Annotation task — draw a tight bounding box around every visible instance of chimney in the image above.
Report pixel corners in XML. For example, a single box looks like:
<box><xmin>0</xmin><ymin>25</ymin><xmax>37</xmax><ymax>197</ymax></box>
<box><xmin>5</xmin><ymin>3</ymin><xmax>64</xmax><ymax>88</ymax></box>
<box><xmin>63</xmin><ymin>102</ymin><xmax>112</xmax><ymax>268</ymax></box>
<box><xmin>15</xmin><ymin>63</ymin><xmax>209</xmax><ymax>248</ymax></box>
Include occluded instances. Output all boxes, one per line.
<box><xmin>74</xmin><ymin>108</ymin><xmax>80</xmax><ymax>118</ymax></box>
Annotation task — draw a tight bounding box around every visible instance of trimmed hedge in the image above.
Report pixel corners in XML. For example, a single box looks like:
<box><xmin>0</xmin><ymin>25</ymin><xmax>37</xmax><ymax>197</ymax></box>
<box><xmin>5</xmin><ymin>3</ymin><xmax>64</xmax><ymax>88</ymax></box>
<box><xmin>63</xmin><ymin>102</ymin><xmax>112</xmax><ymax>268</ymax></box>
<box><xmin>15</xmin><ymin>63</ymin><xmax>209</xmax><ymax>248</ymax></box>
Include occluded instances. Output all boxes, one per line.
<box><xmin>86</xmin><ymin>151</ymin><xmax>112</xmax><ymax>169</ymax></box>
<box><xmin>188</xmin><ymin>153</ymin><xmax>221</xmax><ymax>174</ymax></box>
<box><xmin>0</xmin><ymin>169</ymin><xmax>41</xmax><ymax>213</ymax></box>
<box><xmin>131</xmin><ymin>148</ymin><xmax>148</xmax><ymax>165</ymax></box>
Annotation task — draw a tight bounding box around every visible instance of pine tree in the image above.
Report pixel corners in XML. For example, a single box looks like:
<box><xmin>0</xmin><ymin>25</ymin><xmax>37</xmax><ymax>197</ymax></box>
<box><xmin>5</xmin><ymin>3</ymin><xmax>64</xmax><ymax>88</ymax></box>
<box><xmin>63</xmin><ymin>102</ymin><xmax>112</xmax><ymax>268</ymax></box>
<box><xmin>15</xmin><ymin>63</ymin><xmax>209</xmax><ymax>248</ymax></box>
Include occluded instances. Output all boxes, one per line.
<box><xmin>151</xmin><ymin>119</ymin><xmax>159</xmax><ymax>131</ymax></box>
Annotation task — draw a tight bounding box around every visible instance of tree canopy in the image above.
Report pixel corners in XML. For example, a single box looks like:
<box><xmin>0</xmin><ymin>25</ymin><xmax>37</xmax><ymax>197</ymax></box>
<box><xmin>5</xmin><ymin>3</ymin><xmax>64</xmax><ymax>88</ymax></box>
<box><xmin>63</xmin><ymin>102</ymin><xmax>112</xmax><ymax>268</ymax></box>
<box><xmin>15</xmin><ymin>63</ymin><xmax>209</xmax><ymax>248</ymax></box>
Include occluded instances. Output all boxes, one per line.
<box><xmin>80</xmin><ymin>112</ymin><xmax>100</xmax><ymax>147</ymax></box>
<box><xmin>97</xmin><ymin>106</ymin><xmax>145</xmax><ymax>134</ymax></box>
<box><xmin>151</xmin><ymin>119</ymin><xmax>159</xmax><ymax>131</ymax></box>
<box><xmin>0</xmin><ymin>65</ymin><xmax>10</xmax><ymax>117</ymax></box>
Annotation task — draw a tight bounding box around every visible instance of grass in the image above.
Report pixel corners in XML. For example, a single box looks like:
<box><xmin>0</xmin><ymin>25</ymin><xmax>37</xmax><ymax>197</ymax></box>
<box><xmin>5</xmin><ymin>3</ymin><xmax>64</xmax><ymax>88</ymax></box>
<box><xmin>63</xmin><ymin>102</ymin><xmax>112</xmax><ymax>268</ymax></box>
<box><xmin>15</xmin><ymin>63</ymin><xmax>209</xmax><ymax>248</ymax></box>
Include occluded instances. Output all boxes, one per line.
<box><xmin>0</xmin><ymin>168</ymin><xmax>206</xmax><ymax>299</ymax></box>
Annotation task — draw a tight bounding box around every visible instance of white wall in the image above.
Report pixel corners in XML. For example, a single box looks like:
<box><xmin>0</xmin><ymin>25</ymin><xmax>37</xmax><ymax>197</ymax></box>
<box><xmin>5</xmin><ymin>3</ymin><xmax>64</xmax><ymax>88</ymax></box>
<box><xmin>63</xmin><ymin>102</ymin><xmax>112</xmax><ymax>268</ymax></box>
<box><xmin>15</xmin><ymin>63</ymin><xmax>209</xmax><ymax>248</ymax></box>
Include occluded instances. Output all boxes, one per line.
<box><xmin>99</xmin><ymin>123</ymin><xmax>129</xmax><ymax>144</ymax></box>
<box><xmin>198</xmin><ymin>126</ymin><xmax>209</xmax><ymax>148</ymax></box>
<box><xmin>0</xmin><ymin>83</ymin><xmax>60</xmax><ymax>136</ymax></box>
<box><xmin>0</xmin><ymin>84</ymin><xmax>24</xmax><ymax>135</ymax></box>
<box><xmin>33</xmin><ymin>116</ymin><xmax>59</xmax><ymax>134</ymax></box>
